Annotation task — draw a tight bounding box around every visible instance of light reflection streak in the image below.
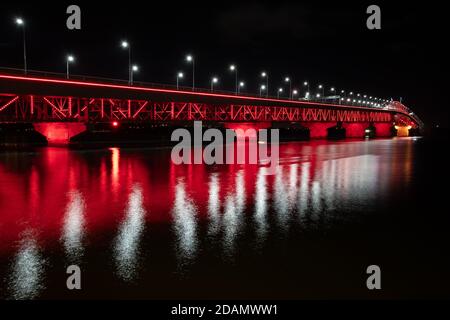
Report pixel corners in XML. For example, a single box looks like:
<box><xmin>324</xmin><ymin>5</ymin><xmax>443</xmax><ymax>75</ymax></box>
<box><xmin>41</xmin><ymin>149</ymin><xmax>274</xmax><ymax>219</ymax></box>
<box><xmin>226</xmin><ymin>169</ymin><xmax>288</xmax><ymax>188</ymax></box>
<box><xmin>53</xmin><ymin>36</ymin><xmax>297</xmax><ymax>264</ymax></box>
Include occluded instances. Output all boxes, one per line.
<box><xmin>173</xmin><ymin>178</ymin><xmax>198</xmax><ymax>265</ymax></box>
<box><xmin>61</xmin><ymin>191</ymin><xmax>86</xmax><ymax>263</ymax></box>
<box><xmin>254</xmin><ymin>167</ymin><xmax>268</xmax><ymax>243</ymax></box>
<box><xmin>113</xmin><ymin>184</ymin><xmax>146</xmax><ymax>282</ymax></box>
<box><xmin>207</xmin><ymin>173</ymin><xmax>221</xmax><ymax>237</ymax></box>
<box><xmin>223</xmin><ymin>171</ymin><xmax>245</xmax><ymax>256</ymax></box>
<box><xmin>8</xmin><ymin>230</ymin><xmax>45</xmax><ymax>300</ymax></box>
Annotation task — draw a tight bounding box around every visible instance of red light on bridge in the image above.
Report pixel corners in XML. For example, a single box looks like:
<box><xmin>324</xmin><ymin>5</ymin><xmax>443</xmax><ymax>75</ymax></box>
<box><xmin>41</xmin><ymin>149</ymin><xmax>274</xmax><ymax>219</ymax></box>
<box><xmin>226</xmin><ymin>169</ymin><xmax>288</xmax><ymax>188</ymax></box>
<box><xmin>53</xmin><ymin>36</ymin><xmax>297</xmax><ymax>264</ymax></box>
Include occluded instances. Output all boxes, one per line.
<box><xmin>112</xmin><ymin>121</ymin><xmax>119</xmax><ymax>128</ymax></box>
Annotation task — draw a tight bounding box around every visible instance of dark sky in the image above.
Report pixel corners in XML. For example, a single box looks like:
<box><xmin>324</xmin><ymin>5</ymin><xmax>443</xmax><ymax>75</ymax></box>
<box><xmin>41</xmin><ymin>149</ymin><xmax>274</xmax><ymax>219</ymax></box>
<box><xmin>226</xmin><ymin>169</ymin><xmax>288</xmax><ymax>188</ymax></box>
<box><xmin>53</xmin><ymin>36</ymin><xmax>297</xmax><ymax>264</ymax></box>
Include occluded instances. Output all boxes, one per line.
<box><xmin>0</xmin><ymin>1</ymin><xmax>448</xmax><ymax>127</ymax></box>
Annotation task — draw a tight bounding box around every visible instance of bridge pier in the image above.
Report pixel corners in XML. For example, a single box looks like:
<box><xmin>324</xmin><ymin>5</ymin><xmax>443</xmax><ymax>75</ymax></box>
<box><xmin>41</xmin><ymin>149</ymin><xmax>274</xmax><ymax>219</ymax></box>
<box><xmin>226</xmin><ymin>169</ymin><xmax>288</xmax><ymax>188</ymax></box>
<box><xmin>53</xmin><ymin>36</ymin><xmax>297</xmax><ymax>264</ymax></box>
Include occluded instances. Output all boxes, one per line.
<box><xmin>33</xmin><ymin>123</ymin><xmax>87</xmax><ymax>145</ymax></box>
<box><xmin>395</xmin><ymin>125</ymin><xmax>410</xmax><ymax>137</ymax></box>
<box><xmin>300</xmin><ymin>122</ymin><xmax>338</xmax><ymax>139</ymax></box>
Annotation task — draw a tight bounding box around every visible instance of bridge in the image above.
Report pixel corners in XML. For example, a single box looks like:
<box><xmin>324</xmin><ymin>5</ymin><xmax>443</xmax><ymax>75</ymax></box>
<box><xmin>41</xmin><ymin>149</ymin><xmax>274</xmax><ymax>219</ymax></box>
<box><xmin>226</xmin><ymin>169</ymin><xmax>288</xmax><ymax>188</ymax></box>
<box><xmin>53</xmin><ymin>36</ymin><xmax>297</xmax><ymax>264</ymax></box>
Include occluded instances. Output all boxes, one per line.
<box><xmin>0</xmin><ymin>71</ymin><xmax>422</xmax><ymax>145</ymax></box>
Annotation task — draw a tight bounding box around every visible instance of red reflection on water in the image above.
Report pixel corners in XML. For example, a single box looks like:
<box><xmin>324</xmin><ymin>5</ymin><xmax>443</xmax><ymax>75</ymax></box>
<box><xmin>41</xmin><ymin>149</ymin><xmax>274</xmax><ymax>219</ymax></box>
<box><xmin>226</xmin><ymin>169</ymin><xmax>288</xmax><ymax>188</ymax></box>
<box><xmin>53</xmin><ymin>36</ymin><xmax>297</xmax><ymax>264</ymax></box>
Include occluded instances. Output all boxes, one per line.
<box><xmin>0</xmin><ymin>139</ymin><xmax>415</xmax><ymax>255</ymax></box>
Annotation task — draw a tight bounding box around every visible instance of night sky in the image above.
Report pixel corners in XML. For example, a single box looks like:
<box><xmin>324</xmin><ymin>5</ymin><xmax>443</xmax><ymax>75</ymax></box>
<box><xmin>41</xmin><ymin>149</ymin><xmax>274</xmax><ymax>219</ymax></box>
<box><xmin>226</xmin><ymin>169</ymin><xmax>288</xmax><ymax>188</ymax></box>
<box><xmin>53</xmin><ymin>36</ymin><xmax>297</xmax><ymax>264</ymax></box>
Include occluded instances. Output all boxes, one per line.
<box><xmin>0</xmin><ymin>2</ymin><xmax>447</xmax><ymax>127</ymax></box>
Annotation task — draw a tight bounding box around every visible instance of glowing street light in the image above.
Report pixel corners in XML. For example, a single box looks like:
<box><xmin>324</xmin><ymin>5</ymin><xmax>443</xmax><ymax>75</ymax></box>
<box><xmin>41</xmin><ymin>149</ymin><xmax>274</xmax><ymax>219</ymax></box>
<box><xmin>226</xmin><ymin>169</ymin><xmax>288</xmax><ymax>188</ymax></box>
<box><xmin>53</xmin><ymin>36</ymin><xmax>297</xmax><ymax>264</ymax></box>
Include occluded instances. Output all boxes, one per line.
<box><xmin>121</xmin><ymin>40</ymin><xmax>133</xmax><ymax>85</ymax></box>
<box><xmin>15</xmin><ymin>17</ymin><xmax>27</xmax><ymax>74</ymax></box>
<box><xmin>303</xmin><ymin>81</ymin><xmax>310</xmax><ymax>94</ymax></box>
<box><xmin>260</xmin><ymin>84</ymin><xmax>266</xmax><ymax>97</ymax></box>
<box><xmin>277</xmin><ymin>88</ymin><xmax>283</xmax><ymax>99</ymax></box>
<box><xmin>66</xmin><ymin>55</ymin><xmax>75</xmax><ymax>79</ymax></box>
<box><xmin>211</xmin><ymin>76</ymin><xmax>219</xmax><ymax>91</ymax></box>
<box><xmin>238</xmin><ymin>81</ymin><xmax>245</xmax><ymax>94</ymax></box>
<box><xmin>230</xmin><ymin>64</ymin><xmax>238</xmax><ymax>94</ymax></box>
<box><xmin>305</xmin><ymin>91</ymin><xmax>310</xmax><ymax>100</ymax></box>
<box><xmin>186</xmin><ymin>54</ymin><xmax>195</xmax><ymax>90</ymax></box>
<box><xmin>285</xmin><ymin>77</ymin><xmax>292</xmax><ymax>99</ymax></box>
<box><xmin>130</xmin><ymin>65</ymin><xmax>138</xmax><ymax>85</ymax></box>
<box><xmin>261</xmin><ymin>71</ymin><xmax>269</xmax><ymax>97</ymax></box>
<box><xmin>292</xmin><ymin>89</ymin><xmax>298</xmax><ymax>99</ymax></box>
<box><xmin>176</xmin><ymin>72</ymin><xmax>184</xmax><ymax>90</ymax></box>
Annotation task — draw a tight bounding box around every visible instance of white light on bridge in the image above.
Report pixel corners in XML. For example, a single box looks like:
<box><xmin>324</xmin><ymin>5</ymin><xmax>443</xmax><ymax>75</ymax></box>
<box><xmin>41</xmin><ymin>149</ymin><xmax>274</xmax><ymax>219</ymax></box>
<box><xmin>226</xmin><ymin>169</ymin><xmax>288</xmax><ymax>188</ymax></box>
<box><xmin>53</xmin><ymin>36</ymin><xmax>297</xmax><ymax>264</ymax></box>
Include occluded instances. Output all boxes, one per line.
<box><xmin>121</xmin><ymin>41</ymin><xmax>129</xmax><ymax>48</ymax></box>
<box><xmin>132</xmin><ymin>65</ymin><xmax>139</xmax><ymax>72</ymax></box>
<box><xmin>15</xmin><ymin>18</ymin><xmax>24</xmax><ymax>25</ymax></box>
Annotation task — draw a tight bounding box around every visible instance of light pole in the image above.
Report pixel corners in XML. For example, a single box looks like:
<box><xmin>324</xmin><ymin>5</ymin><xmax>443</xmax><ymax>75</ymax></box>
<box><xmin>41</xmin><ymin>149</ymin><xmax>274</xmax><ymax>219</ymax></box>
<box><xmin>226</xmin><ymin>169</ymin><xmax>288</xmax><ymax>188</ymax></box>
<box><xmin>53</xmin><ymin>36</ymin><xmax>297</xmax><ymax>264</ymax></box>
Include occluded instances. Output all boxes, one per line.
<box><xmin>66</xmin><ymin>55</ymin><xmax>74</xmax><ymax>79</ymax></box>
<box><xmin>303</xmin><ymin>81</ymin><xmax>309</xmax><ymax>96</ymax></box>
<box><xmin>318</xmin><ymin>84</ymin><xmax>324</xmax><ymax>98</ymax></box>
<box><xmin>230</xmin><ymin>64</ymin><xmax>238</xmax><ymax>94</ymax></box>
<box><xmin>186</xmin><ymin>55</ymin><xmax>195</xmax><ymax>90</ymax></box>
<box><xmin>15</xmin><ymin>18</ymin><xmax>27</xmax><ymax>74</ymax></box>
<box><xmin>261</xmin><ymin>72</ymin><xmax>269</xmax><ymax>97</ymax></box>
<box><xmin>238</xmin><ymin>81</ymin><xmax>245</xmax><ymax>94</ymax></box>
<box><xmin>277</xmin><ymin>88</ymin><xmax>283</xmax><ymax>99</ymax></box>
<box><xmin>211</xmin><ymin>77</ymin><xmax>218</xmax><ymax>91</ymax></box>
<box><xmin>260</xmin><ymin>85</ymin><xmax>266</xmax><ymax>97</ymax></box>
<box><xmin>292</xmin><ymin>89</ymin><xmax>298</xmax><ymax>100</ymax></box>
<box><xmin>130</xmin><ymin>65</ymin><xmax>138</xmax><ymax>85</ymax></box>
<box><xmin>121</xmin><ymin>41</ymin><xmax>131</xmax><ymax>85</ymax></box>
<box><xmin>176</xmin><ymin>72</ymin><xmax>183</xmax><ymax>90</ymax></box>
<box><xmin>285</xmin><ymin>77</ymin><xmax>292</xmax><ymax>99</ymax></box>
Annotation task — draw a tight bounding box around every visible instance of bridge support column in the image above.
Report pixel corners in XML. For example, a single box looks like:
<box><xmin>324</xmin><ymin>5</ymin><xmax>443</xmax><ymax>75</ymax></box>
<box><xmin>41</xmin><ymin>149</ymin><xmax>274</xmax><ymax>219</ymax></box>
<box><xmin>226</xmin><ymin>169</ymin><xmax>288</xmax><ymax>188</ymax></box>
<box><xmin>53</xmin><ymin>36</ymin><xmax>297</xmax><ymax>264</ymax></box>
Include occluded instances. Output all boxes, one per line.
<box><xmin>342</xmin><ymin>122</ymin><xmax>370</xmax><ymax>138</ymax></box>
<box><xmin>33</xmin><ymin>122</ymin><xmax>87</xmax><ymax>145</ymax></box>
<box><xmin>300</xmin><ymin>122</ymin><xmax>340</xmax><ymax>139</ymax></box>
<box><xmin>374</xmin><ymin>123</ymin><xmax>394</xmax><ymax>137</ymax></box>
<box><xmin>395</xmin><ymin>125</ymin><xmax>410</xmax><ymax>137</ymax></box>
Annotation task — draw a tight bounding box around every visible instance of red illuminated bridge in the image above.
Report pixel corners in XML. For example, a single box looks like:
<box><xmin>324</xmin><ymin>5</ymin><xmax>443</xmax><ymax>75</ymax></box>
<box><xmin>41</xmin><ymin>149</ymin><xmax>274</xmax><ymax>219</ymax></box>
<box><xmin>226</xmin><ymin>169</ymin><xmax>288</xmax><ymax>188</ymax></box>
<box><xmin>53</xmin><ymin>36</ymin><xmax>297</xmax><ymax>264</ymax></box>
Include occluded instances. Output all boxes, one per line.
<box><xmin>0</xmin><ymin>72</ymin><xmax>422</xmax><ymax>145</ymax></box>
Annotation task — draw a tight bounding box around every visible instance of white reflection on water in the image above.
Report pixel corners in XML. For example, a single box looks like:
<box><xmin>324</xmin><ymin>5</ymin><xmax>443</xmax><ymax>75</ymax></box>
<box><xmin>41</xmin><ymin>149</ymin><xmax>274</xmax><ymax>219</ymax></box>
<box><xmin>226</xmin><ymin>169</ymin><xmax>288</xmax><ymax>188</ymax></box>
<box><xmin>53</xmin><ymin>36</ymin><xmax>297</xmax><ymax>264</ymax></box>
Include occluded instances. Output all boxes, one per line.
<box><xmin>113</xmin><ymin>184</ymin><xmax>146</xmax><ymax>282</ymax></box>
<box><xmin>273</xmin><ymin>164</ymin><xmax>298</xmax><ymax>230</ymax></box>
<box><xmin>207</xmin><ymin>173</ymin><xmax>221</xmax><ymax>237</ymax></box>
<box><xmin>298</xmin><ymin>162</ymin><xmax>311</xmax><ymax>217</ymax></box>
<box><xmin>173</xmin><ymin>178</ymin><xmax>198</xmax><ymax>264</ymax></box>
<box><xmin>223</xmin><ymin>171</ymin><xmax>246</xmax><ymax>256</ymax></box>
<box><xmin>254</xmin><ymin>167</ymin><xmax>268</xmax><ymax>242</ymax></box>
<box><xmin>8</xmin><ymin>230</ymin><xmax>45</xmax><ymax>300</ymax></box>
<box><xmin>62</xmin><ymin>191</ymin><xmax>86</xmax><ymax>263</ymax></box>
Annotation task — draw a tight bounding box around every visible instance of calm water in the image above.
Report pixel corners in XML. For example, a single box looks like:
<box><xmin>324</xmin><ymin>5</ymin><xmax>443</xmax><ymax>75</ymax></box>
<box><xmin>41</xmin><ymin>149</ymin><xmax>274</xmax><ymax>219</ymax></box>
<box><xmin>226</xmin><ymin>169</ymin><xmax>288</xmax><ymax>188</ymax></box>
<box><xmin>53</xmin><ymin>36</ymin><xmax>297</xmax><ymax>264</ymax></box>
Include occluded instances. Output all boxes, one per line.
<box><xmin>0</xmin><ymin>138</ymin><xmax>449</xmax><ymax>299</ymax></box>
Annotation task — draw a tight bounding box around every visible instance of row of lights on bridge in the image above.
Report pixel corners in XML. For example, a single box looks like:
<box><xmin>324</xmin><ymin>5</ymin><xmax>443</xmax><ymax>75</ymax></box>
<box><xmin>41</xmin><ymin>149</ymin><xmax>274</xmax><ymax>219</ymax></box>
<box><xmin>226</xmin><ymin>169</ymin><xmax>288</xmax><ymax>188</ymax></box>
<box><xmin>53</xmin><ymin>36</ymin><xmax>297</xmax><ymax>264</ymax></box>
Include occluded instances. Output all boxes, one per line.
<box><xmin>13</xmin><ymin>17</ymin><xmax>390</xmax><ymax>108</ymax></box>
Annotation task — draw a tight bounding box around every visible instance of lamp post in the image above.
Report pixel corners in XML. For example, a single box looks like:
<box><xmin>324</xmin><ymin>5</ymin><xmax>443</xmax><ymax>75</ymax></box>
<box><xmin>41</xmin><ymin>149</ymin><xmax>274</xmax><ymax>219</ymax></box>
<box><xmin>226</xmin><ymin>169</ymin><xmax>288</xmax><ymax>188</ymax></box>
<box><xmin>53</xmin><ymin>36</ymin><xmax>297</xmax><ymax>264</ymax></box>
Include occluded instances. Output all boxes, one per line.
<box><xmin>230</xmin><ymin>64</ymin><xmax>238</xmax><ymax>94</ymax></box>
<box><xmin>66</xmin><ymin>55</ymin><xmax>74</xmax><ymax>79</ymax></box>
<box><xmin>303</xmin><ymin>81</ymin><xmax>310</xmax><ymax>94</ymax></box>
<box><xmin>211</xmin><ymin>77</ymin><xmax>218</xmax><ymax>91</ymax></box>
<box><xmin>285</xmin><ymin>77</ymin><xmax>292</xmax><ymax>99</ymax></box>
<box><xmin>261</xmin><ymin>72</ymin><xmax>269</xmax><ymax>97</ymax></box>
<box><xmin>121</xmin><ymin>41</ymin><xmax>132</xmax><ymax>85</ymax></box>
<box><xmin>15</xmin><ymin>18</ymin><xmax>27</xmax><ymax>74</ymax></box>
<box><xmin>176</xmin><ymin>72</ymin><xmax>183</xmax><ymax>90</ymax></box>
<box><xmin>292</xmin><ymin>89</ymin><xmax>298</xmax><ymax>100</ymax></box>
<box><xmin>186</xmin><ymin>54</ymin><xmax>195</xmax><ymax>90</ymax></box>
<box><xmin>318</xmin><ymin>84</ymin><xmax>324</xmax><ymax>98</ymax></box>
<box><xmin>260</xmin><ymin>85</ymin><xmax>266</xmax><ymax>97</ymax></box>
<box><xmin>131</xmin><ymin>65</ymin><xmax>138</xmax><ymax>85</ymax></box>
<box><xmin>238</xmin><ymin>81</ymin><xmax>245</xmax><ymax>94</ymax></box>
<box><xmin>277</xmin><ymin>88</ymin><xmax>283</xmax><ymax>99</ymax></box>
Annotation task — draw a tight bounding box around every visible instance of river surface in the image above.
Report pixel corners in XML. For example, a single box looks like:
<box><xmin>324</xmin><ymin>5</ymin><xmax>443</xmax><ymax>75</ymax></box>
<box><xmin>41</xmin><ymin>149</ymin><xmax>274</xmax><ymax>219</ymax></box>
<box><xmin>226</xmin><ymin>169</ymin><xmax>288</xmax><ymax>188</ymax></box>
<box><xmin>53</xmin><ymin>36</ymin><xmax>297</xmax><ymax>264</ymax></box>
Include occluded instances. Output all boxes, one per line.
<box><xmin>0</xmin><ymin>137</ymin><xmax>448</xmax><ymax>299</ymax></box>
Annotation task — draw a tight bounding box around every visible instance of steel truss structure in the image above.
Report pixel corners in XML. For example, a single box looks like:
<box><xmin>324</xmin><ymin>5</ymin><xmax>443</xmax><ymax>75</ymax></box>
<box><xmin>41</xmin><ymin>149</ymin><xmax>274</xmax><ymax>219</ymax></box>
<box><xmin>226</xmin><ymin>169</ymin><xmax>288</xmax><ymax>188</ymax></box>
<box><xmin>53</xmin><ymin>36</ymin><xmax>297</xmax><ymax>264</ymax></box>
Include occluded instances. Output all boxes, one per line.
<box><xmin>0</xmin><ymin>94</ymin><xmax>396</xmax><ymax>124</ymax></box>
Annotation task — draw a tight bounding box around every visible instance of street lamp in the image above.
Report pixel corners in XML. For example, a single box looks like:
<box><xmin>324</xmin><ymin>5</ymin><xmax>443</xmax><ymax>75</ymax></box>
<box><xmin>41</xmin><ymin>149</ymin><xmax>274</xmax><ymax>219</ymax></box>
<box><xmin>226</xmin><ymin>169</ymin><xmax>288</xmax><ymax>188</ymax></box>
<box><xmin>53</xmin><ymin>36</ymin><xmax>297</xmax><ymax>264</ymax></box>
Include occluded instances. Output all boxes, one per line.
<box><xmin>15</xmin><ymin>17</ymin><xmax>27</xmax><ymax>74</ymax></box>
<box><xmin>277</xmin><ymin>88</ymin><xmax>283</xmax><ymax>99</ymax></box>
<box><xmin>186</xmin><ymin>54</ymin><xmax>195</xmax><ymax>90</ymax></box>
<box><xmin>318</xmin><ymin>84</ymin><xmax>324</xmax><ymax>97</ymax></box>
<box><xmin>130</xmin><ymin>65</ymin><xmax>138</xmax><ymax>85</ymax></box>
<box><xmin>303</xmin><ymin>81</ymin><xmax>310</xmax><ymax>94</ymax></box>
<box><xmin>261</xmin><ymin>71</ymin><xmax>269</xmax><ymax>97</ymax></box>
<box><xmin>211</xmin><ymin>77</ymin><xmax>218</xmax><ymax>91</ymax></box>
<box><xmin>260</xmin><ymin>84</ymin><xmax>266</xmax><ymax>97</ymax></box>
<box><xmin>230</xmin><ymin>64</ymin><xmax>238</xmax><ymax>94</ymax></box>
<box><xmin>121</xmin><ymin>40</ymin><xmax>132</xmax><ymax>85</ymax></box>
<box><xmin>305</xmin><ymin>91</ymin><xmax>310</xmax><ymax>100</ymax></box>
<box><xmin>292</xmin><ymin>89</ymin><xmax>298</xmax><ymax>99</ymax></box>
<box><xmin>66</xmin><ymin>55</ymin><xmax>74</xmax><ymax>79</ymax></box>
<box><xmin>176</xmin><ymin>72</ymin><xmax>183</xmax><ymax>90</ymax></box>
<box><xmin>285</xmin><ymin>77</ymin><xmax>292</xmax><ymax>99</ymax></box>
<box><xmin>238</xmin><ymin>81</ymin><xmax>245</xmax><ymax>94</ymax></box>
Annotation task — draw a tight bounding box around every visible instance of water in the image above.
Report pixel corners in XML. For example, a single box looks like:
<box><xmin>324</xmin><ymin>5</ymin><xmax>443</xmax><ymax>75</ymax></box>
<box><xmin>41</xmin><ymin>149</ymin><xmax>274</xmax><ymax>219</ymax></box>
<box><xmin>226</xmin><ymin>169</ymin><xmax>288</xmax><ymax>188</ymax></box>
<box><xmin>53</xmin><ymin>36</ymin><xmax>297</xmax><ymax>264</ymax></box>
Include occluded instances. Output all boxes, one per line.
<box><xmin>0</xmin><ymin>137</ymin><xmax>448</xmax><ymax>299</ymax></box>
